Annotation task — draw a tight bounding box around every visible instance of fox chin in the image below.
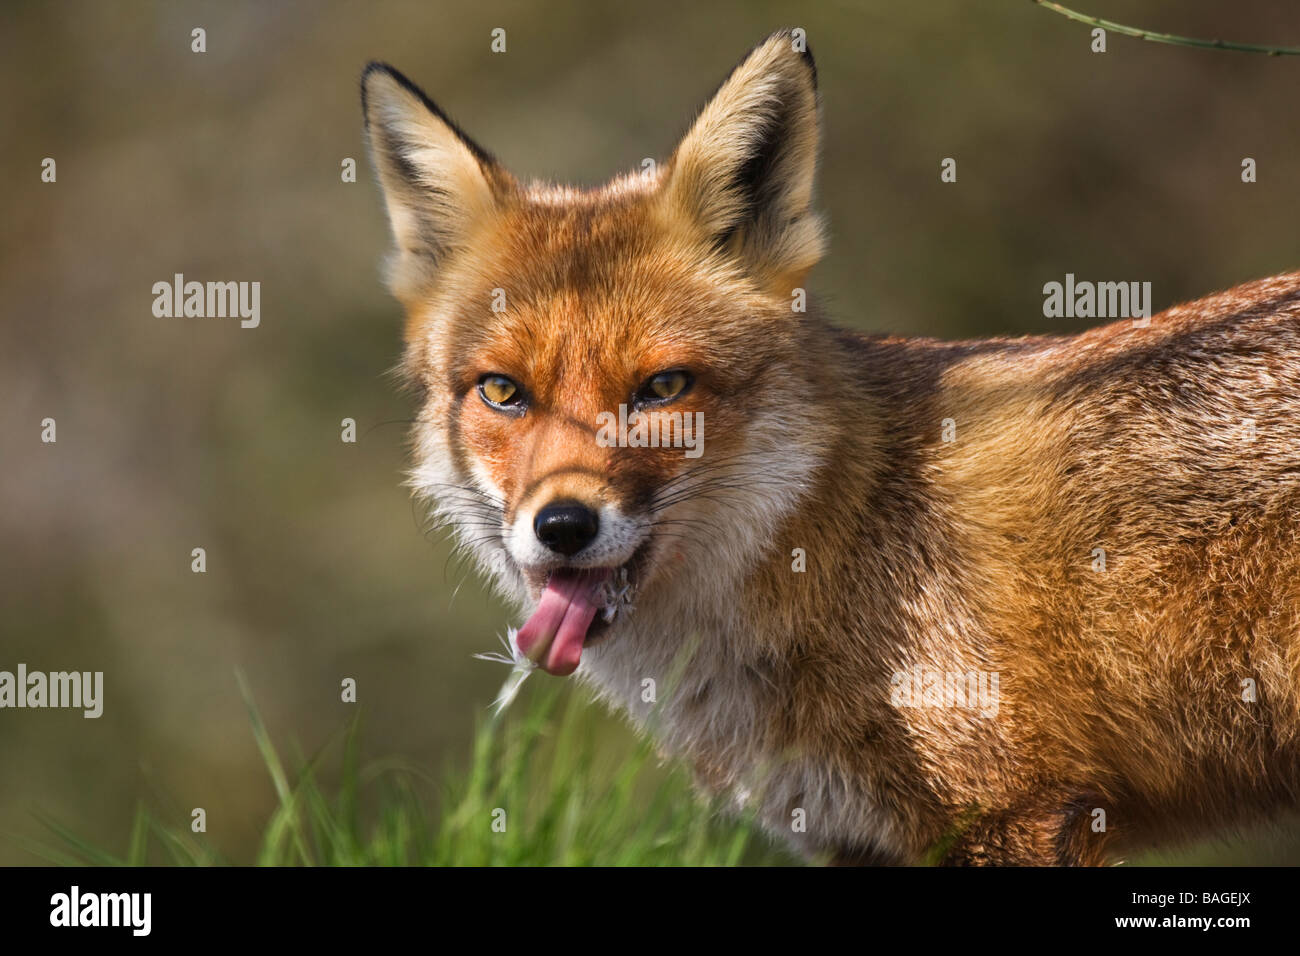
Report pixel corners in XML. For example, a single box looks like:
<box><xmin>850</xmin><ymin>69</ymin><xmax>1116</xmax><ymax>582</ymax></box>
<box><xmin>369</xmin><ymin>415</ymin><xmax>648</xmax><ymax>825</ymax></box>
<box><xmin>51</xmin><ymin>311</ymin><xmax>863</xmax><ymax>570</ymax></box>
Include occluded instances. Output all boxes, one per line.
<box><xmin>362</xmin><ymin>31</ymin><xmax>1300</xmax><ymax>865</ymax></box>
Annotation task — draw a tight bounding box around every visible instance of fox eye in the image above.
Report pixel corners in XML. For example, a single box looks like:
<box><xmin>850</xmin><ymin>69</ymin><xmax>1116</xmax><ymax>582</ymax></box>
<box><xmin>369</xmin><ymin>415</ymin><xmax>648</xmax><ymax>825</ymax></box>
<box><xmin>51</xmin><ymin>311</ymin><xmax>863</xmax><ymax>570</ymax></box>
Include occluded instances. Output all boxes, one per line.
<box><xmin>478</xmin><ymin>374</ymin><xmax>522</xmax><ymax>409</ymax></box>
<box><xmin>637</xmin><ymin>370</ymin><xmax>693</xmax><ymax>406</ymax></box>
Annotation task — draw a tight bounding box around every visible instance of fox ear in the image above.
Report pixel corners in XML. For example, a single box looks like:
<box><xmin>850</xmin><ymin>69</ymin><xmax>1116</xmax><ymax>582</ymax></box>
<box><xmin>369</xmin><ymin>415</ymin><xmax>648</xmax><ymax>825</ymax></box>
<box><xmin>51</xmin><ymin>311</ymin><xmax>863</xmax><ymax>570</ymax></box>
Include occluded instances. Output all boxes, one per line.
<box><xmin>362</xmin><ymin>63</ymin><xmax>508</xmax><ymax>297</ymax></box>
<box><xmin>662</xmin><ymin>31</ymin><xmax>825</xmax><ymax>289</ymax></box>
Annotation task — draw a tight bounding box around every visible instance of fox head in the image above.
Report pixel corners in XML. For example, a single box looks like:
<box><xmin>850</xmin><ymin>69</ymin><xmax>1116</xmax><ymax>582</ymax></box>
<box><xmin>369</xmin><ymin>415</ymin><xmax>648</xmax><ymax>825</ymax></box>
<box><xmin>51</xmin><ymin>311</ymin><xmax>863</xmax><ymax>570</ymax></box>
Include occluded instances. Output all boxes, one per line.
<box><xmin>363</xmin><ymin>31</ymin><xmax>832</xmax><ymax>677</ymax></box>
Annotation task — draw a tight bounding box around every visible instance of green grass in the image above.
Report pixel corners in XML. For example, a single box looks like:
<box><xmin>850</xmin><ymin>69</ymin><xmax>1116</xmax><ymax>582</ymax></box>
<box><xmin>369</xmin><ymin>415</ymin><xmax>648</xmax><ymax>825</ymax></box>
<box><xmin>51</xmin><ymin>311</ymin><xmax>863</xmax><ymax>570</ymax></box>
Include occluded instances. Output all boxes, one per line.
<box><xmin>26</xmin><ymin>679</ymin><xmax>796</xmax><ymax>867</ymax></box>
<box><xmin>22</xmin><ymin>673</ymin><xmax>1300</xmax><ymax>865</ymax></box>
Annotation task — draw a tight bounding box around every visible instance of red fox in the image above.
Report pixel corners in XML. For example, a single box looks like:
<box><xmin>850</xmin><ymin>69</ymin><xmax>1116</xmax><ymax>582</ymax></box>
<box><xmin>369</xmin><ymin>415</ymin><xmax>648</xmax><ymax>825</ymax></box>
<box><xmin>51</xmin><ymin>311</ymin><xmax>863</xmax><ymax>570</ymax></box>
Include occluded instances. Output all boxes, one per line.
<box><xmin>362</xmin><ymin>31</ymin><xmax>1300</xmax><ymax>865</ymax></box>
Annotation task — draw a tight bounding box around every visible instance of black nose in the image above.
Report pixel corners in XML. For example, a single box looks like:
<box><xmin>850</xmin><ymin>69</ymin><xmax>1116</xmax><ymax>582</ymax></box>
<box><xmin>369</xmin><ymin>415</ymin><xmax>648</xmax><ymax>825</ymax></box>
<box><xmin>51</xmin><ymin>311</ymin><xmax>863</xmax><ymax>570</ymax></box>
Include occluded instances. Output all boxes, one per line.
<box><xmin>533</xmin><ymin>501</ymin><xmax>599</xmax><ymax>556</ymax></box>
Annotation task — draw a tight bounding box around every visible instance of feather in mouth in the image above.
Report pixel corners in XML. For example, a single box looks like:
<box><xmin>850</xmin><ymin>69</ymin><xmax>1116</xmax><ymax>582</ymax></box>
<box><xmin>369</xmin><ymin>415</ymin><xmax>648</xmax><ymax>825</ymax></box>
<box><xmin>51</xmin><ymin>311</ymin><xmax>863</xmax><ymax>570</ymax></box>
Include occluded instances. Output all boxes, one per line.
<box><xmin>595</xmin><ymin>564</ymin><xmax>635</xmax><ymax>624</ymax></box>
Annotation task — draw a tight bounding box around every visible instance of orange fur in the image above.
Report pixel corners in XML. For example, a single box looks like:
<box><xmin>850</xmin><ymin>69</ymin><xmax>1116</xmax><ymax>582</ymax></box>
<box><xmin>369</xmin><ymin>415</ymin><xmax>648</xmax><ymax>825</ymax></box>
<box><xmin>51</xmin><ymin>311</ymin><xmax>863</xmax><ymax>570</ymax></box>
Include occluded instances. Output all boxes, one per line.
<box><xmin>363</xmin><ymin>33</ymin><xmax>1300</xmax><ymax>864</ymax></box>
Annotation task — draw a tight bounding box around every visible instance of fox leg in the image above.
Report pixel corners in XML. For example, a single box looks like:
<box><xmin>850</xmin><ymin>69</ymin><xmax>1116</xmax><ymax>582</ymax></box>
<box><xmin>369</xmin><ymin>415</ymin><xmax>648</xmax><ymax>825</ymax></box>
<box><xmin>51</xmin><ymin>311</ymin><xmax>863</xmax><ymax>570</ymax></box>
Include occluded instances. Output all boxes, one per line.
<box><xmin>938</xmin><ymin>797</ymin><xmax>1111</xmax><ymax>866</ymax></box>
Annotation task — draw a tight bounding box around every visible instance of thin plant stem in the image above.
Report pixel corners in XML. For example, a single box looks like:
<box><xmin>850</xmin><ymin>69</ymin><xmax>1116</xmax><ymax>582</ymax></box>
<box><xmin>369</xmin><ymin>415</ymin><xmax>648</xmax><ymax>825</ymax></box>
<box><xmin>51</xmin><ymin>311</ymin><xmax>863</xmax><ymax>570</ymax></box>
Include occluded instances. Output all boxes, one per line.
<box><xmin>1033</xmin><ymin>1</ymin><xmax>1300</xmax><ymax>57</ymax></box>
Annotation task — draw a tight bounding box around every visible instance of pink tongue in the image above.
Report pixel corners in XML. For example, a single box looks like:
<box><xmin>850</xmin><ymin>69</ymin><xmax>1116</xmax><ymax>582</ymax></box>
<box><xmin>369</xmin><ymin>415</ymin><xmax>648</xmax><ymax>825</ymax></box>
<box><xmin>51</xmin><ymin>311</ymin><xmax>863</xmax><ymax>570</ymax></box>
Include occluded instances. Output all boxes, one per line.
<box><xmin>515</xmin><ymin>569</ymin><xmax>613</xmax><ymax>676</ymax></box>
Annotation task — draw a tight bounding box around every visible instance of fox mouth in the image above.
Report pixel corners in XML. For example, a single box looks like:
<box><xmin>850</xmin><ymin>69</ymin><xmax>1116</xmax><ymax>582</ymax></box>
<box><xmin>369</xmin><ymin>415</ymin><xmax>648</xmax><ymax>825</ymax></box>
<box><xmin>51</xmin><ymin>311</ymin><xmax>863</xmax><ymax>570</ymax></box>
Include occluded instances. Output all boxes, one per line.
<box><xmin>514</xmin><ymin>552</ymin><xmax>643</xmax><ymax>676</ymax></box>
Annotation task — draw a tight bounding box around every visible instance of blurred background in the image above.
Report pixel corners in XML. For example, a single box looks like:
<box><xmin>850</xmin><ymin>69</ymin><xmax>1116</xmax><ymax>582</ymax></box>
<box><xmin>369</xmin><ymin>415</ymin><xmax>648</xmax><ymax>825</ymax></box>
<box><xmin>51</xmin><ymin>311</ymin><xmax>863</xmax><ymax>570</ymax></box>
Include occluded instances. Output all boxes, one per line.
<box><xmin>3</xmin><ymin>0</ymin><xmax>1300</xmax><ymax>865</ymax></box>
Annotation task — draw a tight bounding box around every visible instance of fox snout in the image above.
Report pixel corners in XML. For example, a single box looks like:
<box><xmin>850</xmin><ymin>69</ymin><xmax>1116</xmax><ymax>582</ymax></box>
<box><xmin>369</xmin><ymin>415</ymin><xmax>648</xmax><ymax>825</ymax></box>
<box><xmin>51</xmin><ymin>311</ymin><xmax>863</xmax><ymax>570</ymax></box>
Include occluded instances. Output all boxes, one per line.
<box><xmin>507</xmin><ymin>493</ymin><xmax>648</xmax><ymax>676</ymax></box>
<box><xmin>506</xmin><ymin>471</ymin><xmax>651</xmax><ymax>568</ymax></box>
<box><xmin>532</xmin><ymin>501</ymin><xmax>599</xmax><ymax>556</ymax></box>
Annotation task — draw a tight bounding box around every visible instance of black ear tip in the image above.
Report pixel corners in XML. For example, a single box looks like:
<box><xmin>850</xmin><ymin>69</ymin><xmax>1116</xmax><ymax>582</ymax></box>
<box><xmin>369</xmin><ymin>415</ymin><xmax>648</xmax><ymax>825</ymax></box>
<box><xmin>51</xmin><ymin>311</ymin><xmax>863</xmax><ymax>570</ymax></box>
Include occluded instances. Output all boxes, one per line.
<box><xmin>776</xmin><ymin>28</ymin><xmax>816</xmax><ymax>90</ymax></box>
<box><xmin>361</xmin><ymin>60</ymin><xmax>397</xmax><ymax>81</ymax></box>
<box><xmin>360</xmin><ymin>61</ymin><xmax>393</xmax><ymax>121</ymax></box>
<box><xmin>748</xmin><ymin>30</ymin><xmax>817</xmax><ymax>91</ymax></box>
<box><xmin>358</xmin><ymin>61</ymin><xmax>499</xmax><ymax>168</ymax></box>
<box><xmin>360</xmin><ymin>61</ymin><xmax>413</xmax><ymax>117</ymax></box>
